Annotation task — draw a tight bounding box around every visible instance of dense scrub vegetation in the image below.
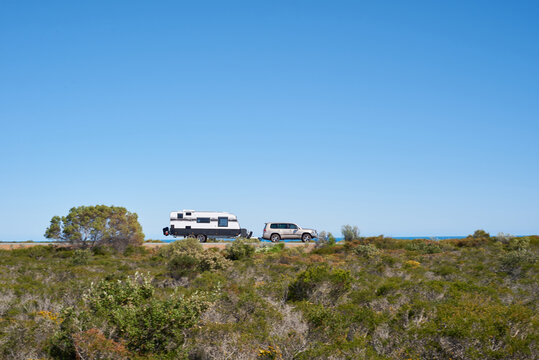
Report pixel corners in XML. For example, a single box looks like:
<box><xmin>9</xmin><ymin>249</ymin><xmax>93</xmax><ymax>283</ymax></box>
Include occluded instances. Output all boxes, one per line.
<box><xmin>0</xmin><ymin>235</ymin><xmax>537</xmax><ymax>359</ymax></box>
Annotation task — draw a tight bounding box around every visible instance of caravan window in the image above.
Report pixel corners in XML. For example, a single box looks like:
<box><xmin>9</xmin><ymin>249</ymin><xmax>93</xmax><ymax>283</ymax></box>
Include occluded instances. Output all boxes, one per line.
<box><xmin>185</xmin><ymin>212</ymin><xmax>192</xmax><ymax>216</ymax></box>
<box><xmin>197</xmin><ymin>217</ymin><xmax>210</xmax><ymax>223</ymax></box>
<box><xmin>177</xmin><ymin>213</ymin><xmax>183</xmax><ymax>219</ymax></box>
<box><xmin>218</xmin><ymin>217</ymin><xmax>228</xmax><ymax>227</ymax></box>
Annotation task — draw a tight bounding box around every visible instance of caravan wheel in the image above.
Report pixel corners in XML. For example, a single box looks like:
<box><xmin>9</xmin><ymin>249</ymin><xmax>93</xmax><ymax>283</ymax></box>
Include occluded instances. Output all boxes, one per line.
<box><xmin>197</xmin><ymin>234</ymin><xmax>207</xmax><ymax>243</ymax></box>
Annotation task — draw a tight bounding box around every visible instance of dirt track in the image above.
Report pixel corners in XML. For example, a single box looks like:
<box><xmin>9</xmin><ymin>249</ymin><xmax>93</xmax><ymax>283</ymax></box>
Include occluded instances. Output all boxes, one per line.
<box><xmin>0</xmin><ymin>242</ymin><xmax>316</xmax><ymax>251</ymax></box>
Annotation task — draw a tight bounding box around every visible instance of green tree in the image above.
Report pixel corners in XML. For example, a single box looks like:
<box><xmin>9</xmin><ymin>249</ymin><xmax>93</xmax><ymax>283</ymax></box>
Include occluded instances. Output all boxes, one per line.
<box><xmin>469</xmin><ymin>229</ymin><xmax>490</xmax><ymax>240</ymax></box>
<box><xmin>44</xmin><ymin>205</ymin><xmax>144</xmax><ymax>249</ymax></box>
<box><xmin>341</xmin><ymin>224</ymin><xmax>360</xmax><ymax>241</ymax></box>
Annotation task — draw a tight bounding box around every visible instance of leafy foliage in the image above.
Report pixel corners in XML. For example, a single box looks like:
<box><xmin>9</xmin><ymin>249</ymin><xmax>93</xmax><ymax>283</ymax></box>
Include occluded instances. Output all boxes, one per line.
<box><xmin>341</xmin><ymin>224</ymin><xmax>360</xmax><ymax>241</ymax></box>
<box><xmin>354</xmin><ymin>244</ymin><xmax>381</xmax><ymax>258</ymax></box>
<box><xmin>287</xmin><ymin>264</ymin><xmax>352</xmax><ymax>302</ymax></box>
<box><xmin>161</xmin><ymin>238</ymin><xmax>230</xmax><ymax>278</ymax></box>
<box><xmin>315</xmin><ymin>231</ymin><xmax>336</xmax><ymax>248</ymax></box>
<box><xmin>404</xmin><ymin>240</ymin><xmax>442</xmax><ymax>254</ymax></box>
<box><xmin>44</xmin><ymin>205</ymin><xmax>144</xmax><ymax>250</ymax></box>
<box><xmin>225</xmin><ymin>238</ymin><xmax>256</xmax><ymax>260</ymax></box>
<box><xmin>0</xmin><ymin>234</ymin><xmax>537</xmax><ymax>359</ymax></box>
<box><xmin>52</xmin><ymin>273</ymin><xmax>212</xmax><ymax>357</ymax></box>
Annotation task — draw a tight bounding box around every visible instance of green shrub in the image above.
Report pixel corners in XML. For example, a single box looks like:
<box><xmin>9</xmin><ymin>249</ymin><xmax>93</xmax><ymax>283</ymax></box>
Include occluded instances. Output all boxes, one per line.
<box><xmin>15</xmin><ymin>245</ymin><xmax>56</xmax><ymax>260</ymax></box>
<box><xmin>507</xmin><ymin>237</ymin><xmax>530</xmax><ymax>252</ymax></box>
<box><xmin>161</xmin><ymin>238</ymin><xmax>230</xmax><ymax>278</ymax></box>
<box><xmin>341</xmin><ymin>225</ymin><xmax>360</xmax><ymax>241</ymax></box>
<box><xmin>287</xmin><ymin>265</ymin><xmax>352</xmax><ymax>302</ymax></box>
<box><xmin>495</xmin><ymin>232</ymin><xmax>514</xmax><ymax>244</ymax></box>
<box><xmin>52</xmin><ymin>273</ymin><xmax>211</xmax><ymax>356</ymax></box>
<box><xmin>72</xmin><ymin>328</ymin><xmax>129</xmax><ymax>360</ymax></box>
<box><xmin>160</xmin><ymin>237</ymin><xmax>204</xmax><ymax>257</ymax></box>
<box><xmin>315</xmin><ymin>231</ymin><xmax>336</xmax><ymax>248</ymax></box>
<box><xmin>375</xmin><ymin>278</ymin><xmax>401</xmax><ymax>296</ymax></box>
<box><xmin>225</xmin><ymin>238</ymin><xmax>256</xmax><ymax>260</ymax></box>
<box><xmin>71</xmin><ymin>249</ymin><xmax>91</xmax><ymax>265</ymax></box>
<box><xmin>256</xmin><ymin>243</ymin><xmax>285</xmax><ymax>254</ymax></box>
<box><xmin>91</xmin><ymin>245</ymin><xmax>116</xmax><ymax>256</ymax></box>
<box><xmin>365</xmin><ymin>236</ymin><xmax>405</xmax><ymax>250</ymax></box>
<box><xmin>405</xmin><ymin>240</ymin><xmax>442</xmax><ymax>254</ymax></box>
<box><xmin>500</xmin><ymin>250</ymin><xmax>536</xmax><ymax>274</ymax></box>
<box><xmin>168</xmin><ymin>253</ymin><xmax>200</xmax><ymax>277</ymax></box>
<box><xmin>354</xmin><ymin>244</ymin><xmax>380</xmax><ymax>258</ymax></box>
<box><xmin>470</xmin><ymin>229</ymin><xmax>490</xmax><ymax>240</ymax></box>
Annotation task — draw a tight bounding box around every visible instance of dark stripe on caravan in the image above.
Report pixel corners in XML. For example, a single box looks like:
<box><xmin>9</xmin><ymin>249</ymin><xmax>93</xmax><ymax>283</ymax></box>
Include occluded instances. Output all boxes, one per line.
<box><xmin>170</xmin><ymin>228</ymin><xmax>241</xmax><ymax>238</ymax></box>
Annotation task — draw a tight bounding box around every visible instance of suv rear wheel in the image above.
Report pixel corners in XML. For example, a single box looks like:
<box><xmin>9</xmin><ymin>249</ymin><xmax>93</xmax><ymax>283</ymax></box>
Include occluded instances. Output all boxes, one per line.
<box><xmin>301</xmin><ymin>233</ymin><xmax>312</xmax><ymax>242</ymax></box>
<box><xmin>270</xmin><ymin>233</ymin><xmax>281</xmax><ymax>242</ymax></box>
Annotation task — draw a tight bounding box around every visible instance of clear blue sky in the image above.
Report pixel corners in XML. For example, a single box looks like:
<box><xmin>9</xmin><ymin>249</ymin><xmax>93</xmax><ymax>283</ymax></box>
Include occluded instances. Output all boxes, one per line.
<box><xmin>1</xmin><ymin>1</ymin><xmax>538</xmax><ymax>240</ymax></box>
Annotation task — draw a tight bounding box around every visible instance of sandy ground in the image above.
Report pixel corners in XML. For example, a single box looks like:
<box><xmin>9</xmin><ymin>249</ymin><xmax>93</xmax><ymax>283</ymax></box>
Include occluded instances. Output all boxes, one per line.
<box><xmin>0</xmin><ymin>242</ymin><xmax>316</xmax><ymax>251</ymax></box>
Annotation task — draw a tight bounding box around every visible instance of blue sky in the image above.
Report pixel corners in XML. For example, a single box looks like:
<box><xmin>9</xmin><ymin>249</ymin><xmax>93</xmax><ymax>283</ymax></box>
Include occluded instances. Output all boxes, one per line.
<box><xmin>1</xmin><ymin>0</ymin><xmax>538</xmax><ymax>240</ymax></box>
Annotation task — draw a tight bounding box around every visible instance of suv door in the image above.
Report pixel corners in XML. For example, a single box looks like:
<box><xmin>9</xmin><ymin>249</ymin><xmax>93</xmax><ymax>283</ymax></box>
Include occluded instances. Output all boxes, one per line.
<box><xmin>276</xmin><ymin>223</ymin><xmax>288</xmax><ymax>238</ymax></box>
<box><xmin>288</xmin><ymin>223</ymin><xmax>300</xmax><ymax>238</ymax></box>
<box><xmin>269</xmin><ymin>223</ymin><xmax>285</xmax><ymax>239</ymax></box>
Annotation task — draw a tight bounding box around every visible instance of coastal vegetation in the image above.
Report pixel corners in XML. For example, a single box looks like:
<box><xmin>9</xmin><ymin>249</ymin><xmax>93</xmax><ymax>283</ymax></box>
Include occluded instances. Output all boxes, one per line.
<box><xmin>44</xmin><ymin>205</ymin><xmax>144</xmax><ymax>251</ymax></box>
<box><xmin>0</xmin><ymin>231</ymin><xmax>537</xmax><ymax>359</ymax></box>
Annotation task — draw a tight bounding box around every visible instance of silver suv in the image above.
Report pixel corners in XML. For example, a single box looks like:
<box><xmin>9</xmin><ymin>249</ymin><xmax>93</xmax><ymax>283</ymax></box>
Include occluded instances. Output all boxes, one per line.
<box><xmin>262</xmin><ymin>223</ymin><xmax>318</xmax><ymax>242</ymax></box>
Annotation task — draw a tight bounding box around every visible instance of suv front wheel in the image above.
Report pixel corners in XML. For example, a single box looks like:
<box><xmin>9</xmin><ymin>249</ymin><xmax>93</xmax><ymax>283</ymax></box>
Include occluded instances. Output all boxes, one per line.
<box><xmin>270</xmin><ymin>233</ymin><xmax>281</xmax><ymax>243</ymax></box>
<box><xmin>301</xmin><ymin>233</ymin><xmax>312</xmax><ymax>242</ymax></box>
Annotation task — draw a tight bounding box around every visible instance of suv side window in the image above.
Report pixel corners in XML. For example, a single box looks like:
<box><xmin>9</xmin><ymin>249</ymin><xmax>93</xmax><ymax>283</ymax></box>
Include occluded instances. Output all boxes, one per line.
<box><xmin>270</xmin><ymin>224</ymin><xmax>278</xmax><ymax>229</ymax></box>
<box><xmin>288</xmin><ymin>224</ymin><xmax>298</xmax><ymax>229</ymax></box>
<box><xmin>278</xmin><ymin>224</ymin><xmax>287</xmax><ymax>229</ymax></box>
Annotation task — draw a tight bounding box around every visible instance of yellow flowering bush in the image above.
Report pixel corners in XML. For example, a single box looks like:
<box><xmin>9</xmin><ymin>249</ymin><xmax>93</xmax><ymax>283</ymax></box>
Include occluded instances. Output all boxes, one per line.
<box><xmin>257</xmin><ymin>345</ymin><xmax>283</xmax><ymax>359</ymax></box>
<box><xmin>36</xmin><ymin>310</ymin><xmax>62</xmax><ymax>324</ymax></box>
<box><xmin>405</xmin><ymin>260</ymin><xmax>421</xmax><ymax>268</ymax></box>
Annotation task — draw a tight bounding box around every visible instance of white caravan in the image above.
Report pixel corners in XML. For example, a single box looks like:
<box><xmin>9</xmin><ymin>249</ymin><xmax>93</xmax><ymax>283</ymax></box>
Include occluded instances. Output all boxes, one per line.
<box><xmin>162</xmin><ymin>210</ymin><xmax>251</xmax><ymax>242</ymax></box>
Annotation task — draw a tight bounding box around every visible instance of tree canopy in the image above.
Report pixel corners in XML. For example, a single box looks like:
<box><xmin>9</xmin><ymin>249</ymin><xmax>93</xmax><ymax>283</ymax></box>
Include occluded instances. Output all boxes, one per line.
<box><xmin>44</xmin><ymin>205</ymin><xmax>144</xmax><ymax>249</ymax></box>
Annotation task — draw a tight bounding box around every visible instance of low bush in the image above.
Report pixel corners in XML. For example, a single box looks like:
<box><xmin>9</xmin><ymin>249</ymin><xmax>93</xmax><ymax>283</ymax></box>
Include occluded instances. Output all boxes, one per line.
<box><xmin>507</xmin><ymin>237</ymin><xmax>530</xmax><ymax>252</ymax></box>
<box><xmin>287</xmin><ymin>265</ymin><xmax>352</xmax><ymax>302</ymax></box>
<box><xmin>72</xmin><ymin>328</ymin><xmax>129</xmax><ymax>360</ymax></box>
<box><xmin>161</xmin><ymin>238</ymin><xmax>230</xmax><ymax>278</ymax></box>
<box><xmin>1</xmin><ymin>231</ymin><xmax>537</xmax><ymax>360</ymax></box>
<box><xmin>51</xmin><ymin>273</ymin><xmax>212</xmax><ymax>357</ymax></box>
<box><xmin>500</xmin><ymin>250</ymin><xmax>536</xmax><ymax>274</ymax></box>
<box><xmin>91</xmin><ymin>245</ymin><xmax>116</xmax><ymax>256</ymax></box>
<box><xmin>354</xmin><ymin>244</ymin><xmax>380</xmax><ymax>258</ymax></box>
<box><xmin>315</xmin><ymin>231</ymin><xmax>336</xmax><ymax>248</ymax></box>
<box><xmin>71</xmin><ymin>249</ymin><xmax>91</xmax><ymax>265</ymax></box>
<box><xmin>256</xmin><ymin>243</ymin><xmax>285</xmax><ymax>254</ymax></box>
<box><xmin>225</xmin><ymin>238</ymin><xmax>256</xmax><ymax>260</ymax></box>
<box><xmin>495</xmin><ymin>232</ymin><xmax>514</xmax><ymax>244</ymax></box>
<box><xmin>364</xmin><ymin>235</ymin><xmax>405</xmax><ymax>250</ymax></box>
<box><xmin>405</xmin><ymin>240</ymin><xmax>442</xmax><ymax>254</ymax></box>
